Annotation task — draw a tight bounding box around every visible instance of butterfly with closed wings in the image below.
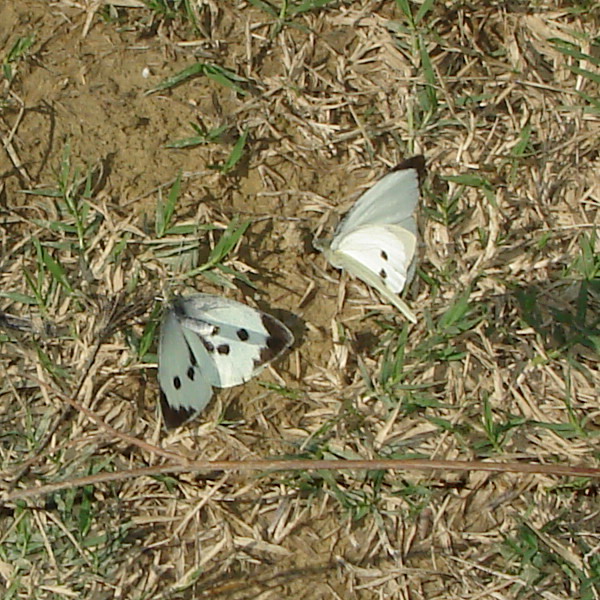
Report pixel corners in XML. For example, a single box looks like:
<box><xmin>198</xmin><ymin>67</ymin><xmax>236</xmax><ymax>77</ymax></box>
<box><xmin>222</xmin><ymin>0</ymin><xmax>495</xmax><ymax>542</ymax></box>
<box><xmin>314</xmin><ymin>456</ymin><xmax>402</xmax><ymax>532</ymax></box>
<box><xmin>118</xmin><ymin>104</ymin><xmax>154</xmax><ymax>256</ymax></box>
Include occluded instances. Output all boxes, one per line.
<box><xmin>158</xmin><ymin>294</ymin><xmax>294</xmax><ymax>428</ymax></box>
<box><xmin>314</xmin><ymin>155</ymin><xmax>425</xmax><ymax>323</ymax></box>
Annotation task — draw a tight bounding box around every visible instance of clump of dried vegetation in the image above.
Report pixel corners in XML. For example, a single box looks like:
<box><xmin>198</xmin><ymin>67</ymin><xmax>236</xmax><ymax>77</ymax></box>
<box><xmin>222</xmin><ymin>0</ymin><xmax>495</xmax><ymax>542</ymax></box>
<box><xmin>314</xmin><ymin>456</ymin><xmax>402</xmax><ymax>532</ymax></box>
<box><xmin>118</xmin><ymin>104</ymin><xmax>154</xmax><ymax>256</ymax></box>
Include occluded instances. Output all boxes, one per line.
<box><xmin>0</xmin><ymin>0</ymin><xmax>598</xmax><ymax>598</ymax></box>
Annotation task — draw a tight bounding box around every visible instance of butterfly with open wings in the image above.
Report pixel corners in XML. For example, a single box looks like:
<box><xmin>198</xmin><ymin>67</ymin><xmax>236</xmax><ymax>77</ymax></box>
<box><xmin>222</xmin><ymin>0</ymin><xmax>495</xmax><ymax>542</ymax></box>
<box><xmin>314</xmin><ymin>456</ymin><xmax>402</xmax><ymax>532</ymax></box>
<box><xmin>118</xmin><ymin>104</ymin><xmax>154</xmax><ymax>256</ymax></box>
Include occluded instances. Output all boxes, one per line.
<box><xmin>158</xmin><ymin>294</ymin><xmax>294</xmax><ymax>428</ymax></box>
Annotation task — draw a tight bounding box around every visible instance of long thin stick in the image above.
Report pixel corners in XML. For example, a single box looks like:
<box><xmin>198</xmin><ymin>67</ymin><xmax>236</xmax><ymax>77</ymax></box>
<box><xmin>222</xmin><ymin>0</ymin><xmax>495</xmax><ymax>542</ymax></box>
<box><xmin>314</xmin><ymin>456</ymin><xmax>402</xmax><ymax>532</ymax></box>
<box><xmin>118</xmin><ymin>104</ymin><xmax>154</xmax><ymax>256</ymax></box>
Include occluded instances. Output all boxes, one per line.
<box><xmin>4</xmin><ymin>457</ymin><xmax>599</xmax><ymax>504</ymax></box>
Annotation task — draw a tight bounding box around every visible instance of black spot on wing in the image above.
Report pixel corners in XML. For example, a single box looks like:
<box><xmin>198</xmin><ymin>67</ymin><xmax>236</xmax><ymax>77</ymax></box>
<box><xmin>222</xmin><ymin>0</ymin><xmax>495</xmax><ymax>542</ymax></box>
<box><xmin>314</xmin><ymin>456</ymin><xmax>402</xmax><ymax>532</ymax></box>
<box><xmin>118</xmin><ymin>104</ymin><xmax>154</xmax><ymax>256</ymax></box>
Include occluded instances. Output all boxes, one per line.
<box><xmin>187</xmin><ymin>343</ymin><xmax>197</xmax><ymax>366</ymax></box>
<box><xmin>254</xmin><ymin>314</ymin><xmax>294</xmax><ymax>367</ymax></box>
<box><xmin>379</xmin><ymin>268</ymin><xmax>387</xmax><ymax>279</ymax></box>
<box><xmin>217</xmin><ymin>344</ymin><xmax>230</xmax><ymax>355</ymax></box>
<box><xmin>173</xmin><ymin>376</ymin><xmax>182</xmax><ymax>390</ymax></box>
<box><xmin>160</xmin><ymin>388</ymin><xmax>196</xmax><ymax>429</ymax></box>
<box><xmin>202</xmin><ymin>339</ymin><xmax>215</xmax><ymax>353</ymax></box>
<box><xmin>211</xmin><ymin>325</ymin><xmax>220</xmax><ymax>335</ymax></box>
<box><xmin>185</xmin><ymin>339</ymin><xmax>199</xmax><ymax>379</ymax></box>
<box><xmin>381</xmin><ymin>250</ymin><xmax>388</xmax><ymax>261</ymax></box>
<box><xmin>237</xmin><ymin>328</ymin><xmax>249</xmax><ymax>341</ymax></box>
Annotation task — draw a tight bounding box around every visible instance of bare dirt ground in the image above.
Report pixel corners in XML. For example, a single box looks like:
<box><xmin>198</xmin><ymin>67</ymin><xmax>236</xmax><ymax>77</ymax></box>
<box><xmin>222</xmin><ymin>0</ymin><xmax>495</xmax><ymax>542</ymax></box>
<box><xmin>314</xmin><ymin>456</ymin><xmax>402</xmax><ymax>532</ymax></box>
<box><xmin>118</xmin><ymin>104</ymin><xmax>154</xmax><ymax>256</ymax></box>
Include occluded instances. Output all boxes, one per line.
<box><xmin>1</xmin><ymin>1</ymin><xmax>599</xmax><ymax>598</ymax></box>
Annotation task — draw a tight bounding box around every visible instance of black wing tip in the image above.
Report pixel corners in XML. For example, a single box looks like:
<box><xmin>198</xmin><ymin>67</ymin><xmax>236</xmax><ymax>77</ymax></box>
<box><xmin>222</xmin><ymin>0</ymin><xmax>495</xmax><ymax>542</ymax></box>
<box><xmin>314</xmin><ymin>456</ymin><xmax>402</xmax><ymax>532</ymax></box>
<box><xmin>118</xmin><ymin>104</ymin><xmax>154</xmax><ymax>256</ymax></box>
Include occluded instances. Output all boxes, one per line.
<box><xmin>160</xmin><ymin>388</ymin><xmax>197</xmax><ymax>429</ymax></box>
<box><xmin>256</xmin><ymin>313</ymin><xmax>294</xmax><ymax>366</ymax></box>
<box><xmin>392</xmin><ymin>155</ymin><xmax>426</xmax><ymax>180</ymax></box>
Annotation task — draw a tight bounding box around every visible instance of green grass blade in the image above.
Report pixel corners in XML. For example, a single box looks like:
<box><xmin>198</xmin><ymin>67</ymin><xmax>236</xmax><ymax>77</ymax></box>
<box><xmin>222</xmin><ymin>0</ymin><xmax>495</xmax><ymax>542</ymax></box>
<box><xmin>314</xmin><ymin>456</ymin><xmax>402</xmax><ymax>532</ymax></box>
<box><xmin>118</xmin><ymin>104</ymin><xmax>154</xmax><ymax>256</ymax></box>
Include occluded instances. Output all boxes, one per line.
<box><xmin>166</xmin><ymin>123</ymin><xmax>228</xmax><ymax>149</ymax></box>
<box><xmin>247</xmin><ymin>0</ymin><xmax>278</xmax><ymax>18</ymax></box>
<box><xmin>220</xmin><ymin>128</ymin><xmax>249</xmax><ymax>174</ymax></box>
<box><xmin>155</xmin><ymin>172</ymin><xmax>182</xmax><ymax>238</ymax></box>
<box><xmin>207</xmin><ymin>219</ymin><xmax>251</xmax><ymax>266</ymax></box>
<box><xmin>395</xmin><ymin>0</ymin><xmax>415</xmax><ymax>28</ymax></box>
<box><xmin>145</xmin><ymin>63</ymin><xmax>205</xmax><ymax>95</ymax></box>
<box><xmin>203</xmin><ymin>64</ymin><xmax>250</xmax><ymax>96</ymax></box>
<box><xmin>287</xmin><ymin>0</ymin><xmax>338</xmax><ymax>16</ymax></box>
<box><xmin>418</xmin><ymin>35</ymin><xmax>438</xmax><ymax>113</ymax></box>
<box><xmin>39</xmin><ymin>245</ymin><xmax>73</xmax><ymax>294</ymax></box>
<box><xmin>414</xmin><ymin>0</ymin><xmax>434</xmax><ymax>25</ymax></box>
<box><xmin>549</xmin><ymin>38</ymin><xmax>600</xmax><ymax>67</ymax></box>
<box><xmin>568</xmin><ymin>65</ymin><xmax>600</xmax><ymax>84</ymax></box>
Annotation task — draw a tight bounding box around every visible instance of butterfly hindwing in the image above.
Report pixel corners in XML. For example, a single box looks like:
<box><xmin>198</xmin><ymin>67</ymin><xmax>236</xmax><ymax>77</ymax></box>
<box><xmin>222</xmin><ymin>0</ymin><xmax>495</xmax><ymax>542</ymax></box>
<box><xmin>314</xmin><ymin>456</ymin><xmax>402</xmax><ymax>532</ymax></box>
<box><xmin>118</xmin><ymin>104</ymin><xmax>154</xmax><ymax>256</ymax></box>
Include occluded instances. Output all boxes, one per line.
<box><xmin>333</xmin><ymin>225</ymin><xmax>416</xmax><ymax>294</ymax></box>
<box><xmin>330</xmin><ymin>249</ymin><xmax>417</xmax><ymax>322</ymax></box>
<box><xmin>158</xmin><ymin>294</ymin><xmax>294</xmax><ymax>428</ymax></box>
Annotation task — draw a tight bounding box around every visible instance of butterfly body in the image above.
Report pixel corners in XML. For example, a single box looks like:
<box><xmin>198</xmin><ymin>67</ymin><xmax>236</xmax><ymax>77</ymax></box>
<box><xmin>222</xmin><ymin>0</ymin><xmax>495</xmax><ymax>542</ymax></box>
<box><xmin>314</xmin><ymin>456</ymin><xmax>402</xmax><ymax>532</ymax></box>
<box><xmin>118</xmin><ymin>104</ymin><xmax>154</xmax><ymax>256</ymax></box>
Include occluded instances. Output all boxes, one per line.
<box><xmin>315</xmin><ymin>156</ymin><xmax>424</xmax><ymax>322</ymax></box>
<box><xmin>158</xmin><ymin>294</ymin><xmax>294</xmax><ymax>428</ymax></box>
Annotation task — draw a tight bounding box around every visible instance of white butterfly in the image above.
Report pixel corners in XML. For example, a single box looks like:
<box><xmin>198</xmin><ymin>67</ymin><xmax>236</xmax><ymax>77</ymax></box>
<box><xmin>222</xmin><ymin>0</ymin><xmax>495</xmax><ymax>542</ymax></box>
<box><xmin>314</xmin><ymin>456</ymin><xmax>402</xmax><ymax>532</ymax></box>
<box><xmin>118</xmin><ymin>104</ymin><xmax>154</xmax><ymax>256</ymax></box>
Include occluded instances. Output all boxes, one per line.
<box><xmin>158</xmin><ymin>294</ymin><xmax>294</xmax><ymax>428</ymax></box>
<box><xmin>314</xmin><ymin>156</ymin><xmax>424</xmax><ymax>323</ymax></box>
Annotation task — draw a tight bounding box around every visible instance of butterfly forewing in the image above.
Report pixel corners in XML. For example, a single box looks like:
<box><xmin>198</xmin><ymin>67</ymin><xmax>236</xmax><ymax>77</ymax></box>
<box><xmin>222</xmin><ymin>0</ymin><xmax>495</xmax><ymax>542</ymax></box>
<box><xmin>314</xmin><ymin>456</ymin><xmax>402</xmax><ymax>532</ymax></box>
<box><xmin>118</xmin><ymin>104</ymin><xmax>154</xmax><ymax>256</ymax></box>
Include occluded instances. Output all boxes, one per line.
<box><xmin>333</xmin><ymin>156</ymin><xmax>423</xmax><ymax>240</ymax></box>
<box><xmin>158</xmin><ymin>309</ymin><xmax>213</xmax><ymax>428</ymax></box>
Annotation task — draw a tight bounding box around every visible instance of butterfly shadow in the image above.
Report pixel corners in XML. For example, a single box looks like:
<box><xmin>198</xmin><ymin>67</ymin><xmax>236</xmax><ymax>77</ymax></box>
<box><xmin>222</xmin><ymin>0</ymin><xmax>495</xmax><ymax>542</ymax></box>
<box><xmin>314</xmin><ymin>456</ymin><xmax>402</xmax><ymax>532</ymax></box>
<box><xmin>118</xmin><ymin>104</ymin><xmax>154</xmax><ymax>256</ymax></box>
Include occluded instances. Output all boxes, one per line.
<box><xmin>229</xmin><ymin>220</ymin><xmax>311</xmax><ymax>347</ymax></box>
